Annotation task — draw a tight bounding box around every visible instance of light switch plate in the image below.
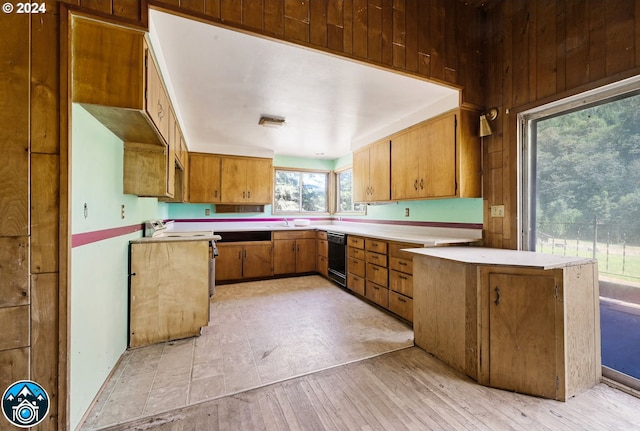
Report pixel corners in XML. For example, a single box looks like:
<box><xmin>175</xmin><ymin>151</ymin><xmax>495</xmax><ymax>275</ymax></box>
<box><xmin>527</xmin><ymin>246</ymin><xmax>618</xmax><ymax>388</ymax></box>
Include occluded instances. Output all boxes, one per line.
<box><xmin>490</xmin><ymin>205</ymin><xmax>505</xmax><ymax>218</ymax></box>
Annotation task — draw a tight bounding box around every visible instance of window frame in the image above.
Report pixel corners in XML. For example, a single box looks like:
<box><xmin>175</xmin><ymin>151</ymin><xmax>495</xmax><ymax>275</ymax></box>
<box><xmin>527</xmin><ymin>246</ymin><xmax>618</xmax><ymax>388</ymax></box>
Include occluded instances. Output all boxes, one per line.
<box><xmin>334</xmin><ymin>166</ymin><xmax>366</xmax><ymax>215</ymax></box>
<box><xmin>272</xmin><ymin>167</ymin><xmax>331</xmax><ymax>215</ymax></box>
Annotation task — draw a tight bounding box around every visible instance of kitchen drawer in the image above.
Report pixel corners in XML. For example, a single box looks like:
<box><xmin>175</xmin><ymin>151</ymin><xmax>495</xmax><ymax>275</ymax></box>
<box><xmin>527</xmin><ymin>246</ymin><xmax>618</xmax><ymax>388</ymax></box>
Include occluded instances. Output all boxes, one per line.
<box><xmin>365</xmin><ymin>239</ymin><xmax>387</xmax><ymax>254</ymax></box>
<box><xmin>365</xmin><ymin>281</ymin><xmax>389</xmax><ymax>308</ymax></box>
<box><xmin>389</xmin><ymin>291</ymin><xmax>413</xmax><ymax>322</ymax></box>
<box><xmin>347</xmin><ymin>272</ymin><xmax>365</xmax><ymax>296</ymax></box>
<box><xmin>348</xmin><ymin>236</ymin><xmax>365</xmax><ymax>249</ymax></box>
<box><xmin>348</xmin><ymin>247</ymin><xmax>365</xmax><ymax>260</ymax></box>
<box><xmin>389</xmin><ymin>270</ymin><xmax>413</xmax><ymax>298</ymax></box>
<box><xmin>317</xmin><ymin>231</ymin><xmax>327</xmax><ymax>240</ymax></box>
<box><xmin>273</xmin><ymin>230</ymin><xmax>316</xmax><ymax>240</ymax></box>
<box><xmin>366</xmin><ymin>262</ymin><xmax>388</xmax><ymax>287</ymax></box>
<box><xmin>348</xmin><ymin>257</ymin><xmax>365</xmax><ymax>278</ymax></box>
<box><xmin>318</xmin><ymin>239</ymin><xmax>328</xmax><ymax>257</ymax></box>
<box><xmin>366</xmin><ymin>251</ymin><xmax>388</xmax><ymax>267</ymax></box>
<box><xmin>389</xmin><ymin>256</ymin><xmax>412</xmax><ymax>273</ymax></box>
<box><xmin>389</xmin><ymin>241</ymin><xmax>422</xmax><ymax>259</ymax></box>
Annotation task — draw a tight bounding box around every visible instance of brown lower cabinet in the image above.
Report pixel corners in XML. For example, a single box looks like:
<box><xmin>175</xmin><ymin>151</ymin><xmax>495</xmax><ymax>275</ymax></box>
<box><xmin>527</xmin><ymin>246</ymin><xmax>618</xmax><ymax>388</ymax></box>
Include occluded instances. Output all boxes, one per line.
<box><xmin>215</xmin><ymin>242</ymin><xmax>273</xmax><ymax>282</ymax></box>
<box><xmin>273</xmin><ymin>230</ymin><xmax>317</xmax><ymax>274</ymax></box>
<box><xmin>317</xmin><ymin>231</ymin><xmax>328</xmax><ymax>277</ymax></box>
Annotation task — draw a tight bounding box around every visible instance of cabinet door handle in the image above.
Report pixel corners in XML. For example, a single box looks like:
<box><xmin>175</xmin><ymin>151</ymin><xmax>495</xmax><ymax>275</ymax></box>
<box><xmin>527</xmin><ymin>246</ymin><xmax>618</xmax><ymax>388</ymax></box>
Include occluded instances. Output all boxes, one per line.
<box><xmin>238</xmin><ymin>251</ymin><xmax>242</xmax><ymax>259</ymax></box>
<box><xmin>244</xmin><ymin>249</ymin><xmax>247</xmax><ymax>259</ymax></box>
<box><xmin>243</xmin><ymin>191</ymin><xmax>246</xmax><ymax>199</ymax></box>
<box><xmin>494</xmin><ymin>286</ymin><xmax>501</xmax><ymax>305</ymax></box>
<box><xmin>292</xmin><ymin>243</ymin><xmax>295</xmax><ymax>252</ymax></box>
<box><xmin>414</xmin><ymin>179</ymin><xmax>418</xmax><ymax>190</ymax></box>
<box><xmin>215</xmin><ymin>190</ymin><xmax>218</xmax><ymax>197</ymax></box>
<box><xmin>248</xmin><ymin>191</ymin><xmax>251</xmax><ymax>198</ymax></box>
<box><xmin>420</xmin><ymin>178</ymin><xmax>424</xmax><ymax>189</ymax></box>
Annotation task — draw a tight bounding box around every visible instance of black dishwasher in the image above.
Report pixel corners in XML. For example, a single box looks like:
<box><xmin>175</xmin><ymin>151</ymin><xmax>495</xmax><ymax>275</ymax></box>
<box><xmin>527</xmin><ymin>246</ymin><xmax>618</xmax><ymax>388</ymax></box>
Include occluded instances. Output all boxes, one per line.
<box><xmin>327</xmin><ymin>231</ymin><xmax>347</xmax><ymax>287</ymax></box>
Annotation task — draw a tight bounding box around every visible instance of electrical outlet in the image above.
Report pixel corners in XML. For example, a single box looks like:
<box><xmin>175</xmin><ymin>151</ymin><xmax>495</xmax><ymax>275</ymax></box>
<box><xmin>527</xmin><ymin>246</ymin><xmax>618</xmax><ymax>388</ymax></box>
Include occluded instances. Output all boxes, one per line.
<box><xmin>121</xmin><ymin>204</ymin><xmax>125</xmax><ymax>219</ymax></box>
<box><xmin>490</xmin><ymin>205</ymin><xmax>505</xmax><ymax>218</ymax></box>
<box><xmin>205</xmin><ymin>208</ymin><xmax>211</xmax><ymax>216</ymax></box>
<box><xmin>405</xmin><ymin>208</ymin><xmax>410</xmax><ymax>217</ymax></box>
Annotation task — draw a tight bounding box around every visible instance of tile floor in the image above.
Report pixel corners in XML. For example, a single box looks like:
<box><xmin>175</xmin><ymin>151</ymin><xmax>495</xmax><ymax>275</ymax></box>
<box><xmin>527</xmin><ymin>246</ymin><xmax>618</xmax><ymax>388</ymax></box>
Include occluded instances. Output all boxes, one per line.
<box><xmin>80</xmin><ymin>275</ymin><xmax>414</xmax><ymax>430</ymax></box>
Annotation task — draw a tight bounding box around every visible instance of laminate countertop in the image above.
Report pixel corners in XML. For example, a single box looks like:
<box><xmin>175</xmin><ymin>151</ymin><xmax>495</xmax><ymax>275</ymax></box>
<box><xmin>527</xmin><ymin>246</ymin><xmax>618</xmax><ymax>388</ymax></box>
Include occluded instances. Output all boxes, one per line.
<box><xmin>404</xmin><ymin>246</ymin><xmax>596</xmax><ymax>269</ymax></box>
<box><xmin>129</xmin><ymin>234</ymin><xmax>222</xmax><ymax>244</ymax></box>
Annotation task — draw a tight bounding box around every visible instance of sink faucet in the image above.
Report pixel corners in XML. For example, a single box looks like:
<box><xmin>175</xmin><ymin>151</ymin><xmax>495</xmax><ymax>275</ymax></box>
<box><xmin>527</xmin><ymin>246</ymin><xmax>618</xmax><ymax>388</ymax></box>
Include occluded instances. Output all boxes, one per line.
<box><xmin>283</xmin><ymin>217</ymin><xmax>289</xmax><ymax>226</ymax></box>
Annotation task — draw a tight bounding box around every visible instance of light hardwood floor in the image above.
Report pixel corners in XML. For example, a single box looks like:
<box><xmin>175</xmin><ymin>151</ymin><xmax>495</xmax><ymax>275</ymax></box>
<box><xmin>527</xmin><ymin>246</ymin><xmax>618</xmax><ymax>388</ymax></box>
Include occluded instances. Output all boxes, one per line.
<box><xmin>98</xmin><ymin>346</ymin><xmax>640</xmax><ymax>431</ymax></box>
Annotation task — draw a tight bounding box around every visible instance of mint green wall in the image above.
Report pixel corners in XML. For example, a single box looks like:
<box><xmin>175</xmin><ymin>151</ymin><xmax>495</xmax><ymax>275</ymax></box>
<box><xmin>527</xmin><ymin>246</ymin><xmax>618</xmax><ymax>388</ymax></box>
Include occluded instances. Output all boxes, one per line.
<box><xmin>70</xmin><ymin>104</ymin><xmax>162</xmax><ymax>429</ymax></box>
<box><xmin>274</xmin><ymin>154</ymin><xmax>334</xmax><ymax>170</ymax></box>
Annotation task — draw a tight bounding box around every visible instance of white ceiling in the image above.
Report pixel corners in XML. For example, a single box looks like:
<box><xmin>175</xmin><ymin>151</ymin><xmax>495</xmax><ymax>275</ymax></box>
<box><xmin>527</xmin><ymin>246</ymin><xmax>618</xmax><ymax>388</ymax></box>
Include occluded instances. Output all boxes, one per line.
<box><xmin>148</xmin><ymin>10</ymin><xmax>459</xmax><ymax>160</ymax></box>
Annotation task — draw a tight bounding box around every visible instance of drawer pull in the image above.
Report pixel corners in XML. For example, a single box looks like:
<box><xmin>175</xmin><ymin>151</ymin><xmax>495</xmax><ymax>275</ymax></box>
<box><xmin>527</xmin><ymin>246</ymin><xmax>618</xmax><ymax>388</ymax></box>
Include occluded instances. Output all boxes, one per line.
<box><xmin>399</xmin><ymin>275</ymin><xmax>408</xmax><ymax>280</ymax></box>
<box><xmin>373</xmin><ymin>286</ymin><xmax>379</xmax><ymax>290</ymax></box>
<box><xmin>372</xmin><ymin>267</ymin><xmax>379</xmax><ymax>271</ymax></box>
<box><xmin>398</xmin><ymin>297</ymin><xmax>407</xmax><ymax>303</ymax></box>
<box><xmin>399</xmin><ymin>262</ymin><xmax>407</xmax><ymax>266</ymax></box>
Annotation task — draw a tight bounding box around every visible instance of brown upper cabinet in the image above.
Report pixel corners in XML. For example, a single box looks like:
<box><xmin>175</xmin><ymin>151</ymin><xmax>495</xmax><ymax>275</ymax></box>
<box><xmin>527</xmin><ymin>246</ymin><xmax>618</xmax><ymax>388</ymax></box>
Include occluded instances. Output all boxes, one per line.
<box><xmin>353</xmin><ymin>139</ymin><xmax>391</xmax><ymax>203</ymax></box>
<box><xmin>220</xmin><ymin>156</ymin><xmax>273</xmax><ymax>204</ymax></box>
<box><xmin>188</xmin><ymin>153</ymin><xmax>222</xmax><ymax>203</ymax></box>
<box><xmin>391</xmin><ymin>109</ymin><xmax>481</xmax><ymax>200</ymax></box>
<box><xmin>71</xmin><ymin>15</ymin><xmax>189</xmax><ymax>198</ymax></box>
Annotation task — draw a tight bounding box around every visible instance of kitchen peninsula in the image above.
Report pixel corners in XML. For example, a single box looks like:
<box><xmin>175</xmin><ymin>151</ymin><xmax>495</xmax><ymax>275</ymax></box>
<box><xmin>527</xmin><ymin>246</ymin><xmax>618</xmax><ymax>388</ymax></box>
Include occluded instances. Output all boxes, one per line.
<box><xmin>406</xmin><ymin>246</ymin><xmax>601</xmax><ymax>401</ymax></box>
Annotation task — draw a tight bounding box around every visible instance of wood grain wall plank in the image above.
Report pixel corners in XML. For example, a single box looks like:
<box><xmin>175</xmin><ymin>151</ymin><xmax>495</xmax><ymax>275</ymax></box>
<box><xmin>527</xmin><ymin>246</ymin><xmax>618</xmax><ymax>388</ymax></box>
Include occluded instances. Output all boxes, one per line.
<box><xmin>404</xmin><ymin>0</ymin><xmax>417</xmax><ymax>71</ymax></box>
<box><xmin>327</xmin><ymin>0</ymin><xmax>343</xmax><ymax>50</ymax></box>
<box><xmin>0</xmin><ymin>305</ymin><xmax>30</xmax><ymax>351</ymax></box>
<box><xmin>0</xmin><ymin>13</ymin><xmax>30</xmax><ymax>237</ymax></box>
<box><xmin>429</xmin><ymin>0</ymin><xmax>445</xmax><ymax>80</ymax></box>
<box><xmin>535</xmin><ymin>0</ymin><xmax>556</xmax><ymax>100</ymax></box>
<box><xmin>527</xmin><ymin>0</ymin><xmax>537</xmax><ymax>101</ymax></box>
<box><xmin>353</xmin><ymin>0</ymin><xmax>368</xmax><ymax>58</ymax></box>
<box><xmin>367</xmin><ymin>1</ymin><xmax>382</xmax><ymax>62</ymax></box>
<box><xmin>565</xmin><ymin>0</ymin><xmax>589</xmax><ymax>89</ymax></box>
<box><xmin>605</xmin><ymin>0</ymin><xmax>635</xmax><ymax>76</ymax></box>
<box><xmin>264</xmin><ymin>0</ymin><xmax>284</xmax><ymax>35</ymax></box>
<box><xmin>555</xmin><ymin>0</ymin><xmax>566</xmax><ymax>94</ymax></box>
<box><xmin>284</xmin><ymin>0</ymin><xmax>309</xmax><ymax>42</ymax></box>
<box><xmin>179</xmin><ymin>0</ymin><xmax>206</xmax><ymax>15</ymax></box>
<box><xmin>588</xmin><ymin>0</ymin><xmax>606</xmax><ymax>83</ymax></box>
<box><xmin>221</xmin><ymin>0</ymin><xmax>243</xmax><ymax>25</ymax></box>
<box><xmin>392</xmin><ymin>0</ymin><xmax>405</xmax><ymax>68</ymax></box>
<box><xmin>343</xmin><ymin>0</ymin><xmax>353</xmax><ymax>54</ymax></box>
<box><xmin>444</xmin><ymin>0</ymin><xmax>457</xmax><ymax>83</ymax></box>
<box><xmin>204</xmin><ymin>0</ymin><xmax>221</xmax><ymax>18</ymax></box>
<box><xmin>310</xmin><ymin>0</ymin><xmax>328</xmax><ymax>47</ymax></box>
<box><xmin>381</xmin><ymin>0</ymin><xmax>393</xmax><ymax>65</ymax></box>
<box><xmin>31</xmin><ymin>13</ymin><xmax>59</xmax><ymax>155</ymax></box>
<box><xmin>112</xmin><ymin>0</ymin><xmax>143</xmax><ymax>21</ymax></box>
<box><xmin>511</xmin><ymin>0</ymin><xmax>529</xmax><ymax>108</ymax></box>
<box><xmin>31</xmin><ymin>154</ymin><xmax>59</xmax><ymax>274</ymax></box>
<box><xmin>31</xmin><ymin>273</ymin><xmax>59</xmax><ymax>429</ymax></box>
<box><xmin>416</xmin><ymin>0</ymin><xmax>431</xmax><ymax>76</ymax></box>
<box><xmin>0</xmin><ymin>237</ymin><xmax>29</xmax><ymax>307</ymax></box>
<box><xmin>0</xmin><ymin>348</ymin><xmax>30</xmax><ymax>401</ymax></box>
<box><xmin>244</xmin><ymin>0</ymin><xmax>265</xmax><ymax>30</ymax></box>
<box><xmin>80</xmin><ymin>0</ymin><xmax>112</xmax><ymax>14</ymax></box>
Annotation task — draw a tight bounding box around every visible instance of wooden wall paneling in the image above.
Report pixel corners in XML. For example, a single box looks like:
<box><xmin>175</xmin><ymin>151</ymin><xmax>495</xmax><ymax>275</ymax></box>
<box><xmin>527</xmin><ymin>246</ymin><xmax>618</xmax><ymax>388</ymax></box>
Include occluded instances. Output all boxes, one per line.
<box><xmin>0</xmin><ymin>305</ymin><xmax>30</xmax><ymax>351</ymax></box>
<box><xmin>455</xmin><ymin>2</ymin><xmax>477</xmax><ymax>103</ymax></box>
<box><xmin>158</xmin><ymin>0</ymin><xmax>180</xmax><ymax>7</ymax></box>
<box><xmin>204</xmin><ymin>0</ymin><xmax>221</xmax><ymax>18</ymax></box>
<box><xmin>31</xmin><ymin>12</ymin><xmax>60</xmax><ymax>154</ymax></box>
<box><xmin>554</xmin><ymin>0</ymin><xmax>566</xmax><ymax>94</ymax></box>
<box><xmin>391</xmin><ymin>0</ymin><xmax>405</xmax><ymax>68</ymax></box>
<box><xmin>343</xmin><ymin>0</ymin><xmax>353</xmax><ymax>54</ymax></box>
<box><xmin>381</xmin><ymin>0</ymin><xmax>393</xmax><ymax>66</ymax></box>
<box><xmin>112</xmin><ymin>0</ymin><xmax>143</xmax><ymax>21</ymax></box>
<box><xmin>327</xmin><ymin>0</ymin><xmax>344</xmax><ymax>52</ymax></box>
<box><xmin>511</xmin><ymin>0</ymin><xmax>530</xmax><ymax>107</ymax></box>
<box><xmin>284</xmin><ymin>0</ymin><xmax>309</xmax><ymax>42</ymax></box>
<box><xmin>416</xmin><ymin>0</ymin><xmax>431</xmax><ymax>76</ymax></box>
<box><xmin>404</xmin><ymin>0</ymin><xmax>417</xmax><ymax>71</ymax></box>
<box><xmin>310</xmin><ymin>0</ymin><xmax>327</xmax><ymax>47</ymax></box>
<box><xmin>31</xmin><ymin>154</ymin><xmax>60</xmax><ymax>274</ymax></box>
<box><xmin>565</xmin><ymin>0</ymin><xmax>589</xmax><ymax>89</ymax></box>
<box><xmin>443</xmin><ymin>0</ymin><xmax>457</xmax><ymax>84</ymax></box>
<box><xmin>0</xmin><ymin>237</ymin><xmax>29</xmax><ymax>307</ymax></box>
<box><xmin>604</xmin><ymin>0</ymin><xmax>636</xmax><ymax>76</ymax></box>
<box><xmin>353</xmin><ymin>0</ymin><xmax>367</xmax><ymax>58</ymax></box>
<box><xmin>527</xmin><ymin>0</ymin><xmax>536</xmax><ymax>102</ymax></box>
<box><xmin>244</xmin><ymin>0</ymin><xmax>265</xmax><ymax>30</ymax></box>
<box><xmin>221</xmin><ymin>0</ymin><xmax>243</xmax><ymax>25</ymax></box>
<box><xmin>588</xmin><ymin>0</ymin><xmax>606</xmax><ymax>84</ymax></box>
<box><xmin>80</xmin><ymin>0</ymin><xmax>113</xmax><ymax>14</ymax></box>
<box><xmin>367</xmin><ymin>0</ymin><xmax>382</xmax><ymax>63</ymax></box>
<box><xmin>429</xmin><ymin>0</ymin><xmax>445</xmax><ymax>80</ymax></box>
<box><xmin>31</xmin><ymin>272</ymin><xmax>59</xmax><ymax>429</ymax></box>
<box><xmin>0</xmin><ymin>348</ymin><xmax>30</xmax><ymax>401</ymax></box>
<box><xmin>178</xmin><ymin>0</ymin><xmax>205</xmax><ymax>15</ymax></box>
<box><xmin>637</xmin><ymin>0</ymin><xmax>640</xmax><ymax>67</ymax></box>
<box><xmin>264</xmin><ymin>0</ymin><xmax>284</xmax><ymax>36</ymax></box>
<box><xmin>535</xmin><ymin>0</ymin><xmax>556</xmax><ymax>100</ymax></box>
<box><xmin>0</xmin><ymin>12</ymin><xmax>30</xmax><ymax>237</ymax></box>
